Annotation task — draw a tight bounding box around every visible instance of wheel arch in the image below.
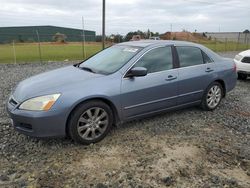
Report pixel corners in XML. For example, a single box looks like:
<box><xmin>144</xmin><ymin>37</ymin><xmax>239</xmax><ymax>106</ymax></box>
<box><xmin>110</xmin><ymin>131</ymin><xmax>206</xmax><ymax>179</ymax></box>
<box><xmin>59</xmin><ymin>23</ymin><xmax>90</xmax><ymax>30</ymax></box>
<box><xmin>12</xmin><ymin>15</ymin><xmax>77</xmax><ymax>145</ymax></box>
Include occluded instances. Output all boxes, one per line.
<box><xmin>65</xmin><ymin>97</ymin><xmax>120</xmax><ymax>136</ymax></box>
<box><xmin>213</xmin><ymin>79</ymin><xmax>226</xmax><ymax>97</ymax></box>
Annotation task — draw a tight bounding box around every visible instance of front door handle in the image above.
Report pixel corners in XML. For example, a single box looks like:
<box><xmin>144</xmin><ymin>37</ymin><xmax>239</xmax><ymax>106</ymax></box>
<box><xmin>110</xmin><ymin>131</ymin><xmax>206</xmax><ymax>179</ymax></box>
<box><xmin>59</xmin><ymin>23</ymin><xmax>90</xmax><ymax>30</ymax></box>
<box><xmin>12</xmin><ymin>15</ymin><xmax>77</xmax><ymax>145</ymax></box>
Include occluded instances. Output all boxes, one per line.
<box><xmin>206</xmin><ymin>67</ymin><xmax>214</xmax><ymax>72</ymax></box>
<box><xmin>165</xmin><ymin>75</ymin><xmax>177</xmax><ymax>81</ymax></box>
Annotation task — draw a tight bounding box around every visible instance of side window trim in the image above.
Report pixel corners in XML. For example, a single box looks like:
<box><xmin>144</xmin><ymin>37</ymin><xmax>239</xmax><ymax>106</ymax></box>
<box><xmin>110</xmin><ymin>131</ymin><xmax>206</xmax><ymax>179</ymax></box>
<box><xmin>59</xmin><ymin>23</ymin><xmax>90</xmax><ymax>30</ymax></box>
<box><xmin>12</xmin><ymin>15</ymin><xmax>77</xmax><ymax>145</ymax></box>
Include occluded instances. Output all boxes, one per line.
<box><xmin>201</xmin><ymin>50</ymin><xmax>214</xmax><ymax>64</ymax></box>
<box><xmin>123</xmin><ymin>45</ymin><xmax>175</xmax><ymax>78</ymax></box>
<box><xmin>171</xmin><ymin>45</ymin><xmax>180</xmax><ymax>68</ymax></box>
<box><xmin>175</xmin><ymin>46</ymin><xmax>206</xmax><ymax>68</ymax></box>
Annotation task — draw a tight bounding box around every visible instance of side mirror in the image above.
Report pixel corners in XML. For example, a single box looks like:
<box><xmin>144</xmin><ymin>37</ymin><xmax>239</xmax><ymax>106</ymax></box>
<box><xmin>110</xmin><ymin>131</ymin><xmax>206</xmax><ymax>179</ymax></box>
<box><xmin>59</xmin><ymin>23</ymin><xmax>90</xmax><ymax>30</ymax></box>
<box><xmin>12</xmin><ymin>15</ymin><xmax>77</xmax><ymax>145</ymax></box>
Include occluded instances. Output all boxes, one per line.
<box><xmin>126</xmin><ymin>67</ymin><xmax>147</xmax><ymax>77</ymax></box>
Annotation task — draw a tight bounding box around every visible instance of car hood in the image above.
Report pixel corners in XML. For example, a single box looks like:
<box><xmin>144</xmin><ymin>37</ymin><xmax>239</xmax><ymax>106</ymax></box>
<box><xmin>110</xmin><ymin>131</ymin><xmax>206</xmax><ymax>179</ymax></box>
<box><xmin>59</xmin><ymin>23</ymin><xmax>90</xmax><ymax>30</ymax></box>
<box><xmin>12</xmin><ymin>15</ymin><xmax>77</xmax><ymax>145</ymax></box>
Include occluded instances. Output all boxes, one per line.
<box><xmin>239</xmin><ymin>49</ymin><xmax>250</xmax><ymax>57</ymax></box>
<box><xmin>12</xmin><ymin>65</ymin><xmax>104</xmax><ymax>102</ymax></box>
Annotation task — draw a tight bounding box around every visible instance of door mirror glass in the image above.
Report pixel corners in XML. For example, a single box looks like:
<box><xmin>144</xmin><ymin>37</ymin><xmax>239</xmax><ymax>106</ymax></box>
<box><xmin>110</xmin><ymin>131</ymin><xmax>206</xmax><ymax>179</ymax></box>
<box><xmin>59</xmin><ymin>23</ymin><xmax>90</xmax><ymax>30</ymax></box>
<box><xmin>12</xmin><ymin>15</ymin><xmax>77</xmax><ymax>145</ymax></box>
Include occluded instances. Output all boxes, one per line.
<box><xmin>126</xmin><ymin>67</ymin><xmax>147</xmax><ymax>77</ymax></box>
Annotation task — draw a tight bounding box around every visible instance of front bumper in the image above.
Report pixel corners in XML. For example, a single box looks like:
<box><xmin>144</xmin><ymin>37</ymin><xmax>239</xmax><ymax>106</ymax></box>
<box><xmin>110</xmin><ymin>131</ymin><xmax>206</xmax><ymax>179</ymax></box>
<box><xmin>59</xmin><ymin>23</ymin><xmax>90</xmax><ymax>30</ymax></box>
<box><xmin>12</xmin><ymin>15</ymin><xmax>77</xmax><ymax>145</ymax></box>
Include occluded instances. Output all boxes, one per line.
<box><xmin>235</xmin><ymin>61</ymin><xmax>250</xmax><ymax>75</ymax></box>
<box><xmin>6</xmin><ymin>99</ymin><xmax>67</xmax><ymax>138</ymax></box>
<box><xmin>237</xmin><ymin>70</ymin><xmax>250</xmax><ymax>75</ymax></box>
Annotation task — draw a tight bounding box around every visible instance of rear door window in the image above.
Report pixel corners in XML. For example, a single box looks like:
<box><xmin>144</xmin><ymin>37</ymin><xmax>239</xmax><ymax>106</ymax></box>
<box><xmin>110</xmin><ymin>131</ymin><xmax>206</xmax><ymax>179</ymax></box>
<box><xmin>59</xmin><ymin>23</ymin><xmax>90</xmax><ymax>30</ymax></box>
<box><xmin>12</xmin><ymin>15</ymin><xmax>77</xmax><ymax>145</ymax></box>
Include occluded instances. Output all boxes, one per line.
<box><xmin>176</xmin><ymin>46</ymin><xmax>204</xmax><ymax>67</ymax></box>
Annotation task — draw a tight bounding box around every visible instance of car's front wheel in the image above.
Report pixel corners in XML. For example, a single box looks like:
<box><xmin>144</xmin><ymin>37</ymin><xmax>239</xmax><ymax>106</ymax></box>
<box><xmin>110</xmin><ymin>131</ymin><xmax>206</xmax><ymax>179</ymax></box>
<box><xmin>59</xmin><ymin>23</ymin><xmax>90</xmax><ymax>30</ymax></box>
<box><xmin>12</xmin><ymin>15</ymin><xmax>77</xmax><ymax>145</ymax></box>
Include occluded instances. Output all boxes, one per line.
<box><xmin>201</xmin><ymin>82</ymin><xmax>223</xmax><ymax>111</ymax></box>
<box><xmin>68</xmin><ymin>100</ymin><xmax>113</xmax><ymax>144</ymax></box>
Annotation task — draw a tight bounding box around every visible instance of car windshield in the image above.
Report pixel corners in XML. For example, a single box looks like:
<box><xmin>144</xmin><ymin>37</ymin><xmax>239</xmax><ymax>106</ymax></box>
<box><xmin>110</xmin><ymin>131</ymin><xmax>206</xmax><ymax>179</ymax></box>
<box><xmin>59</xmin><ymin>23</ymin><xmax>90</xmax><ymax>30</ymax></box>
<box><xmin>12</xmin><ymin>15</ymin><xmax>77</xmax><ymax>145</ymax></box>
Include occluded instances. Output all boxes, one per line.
<box><xmin>79</xmin><ymin>45</ymin><xmax>142</xmax><ymax>74</ymax></box>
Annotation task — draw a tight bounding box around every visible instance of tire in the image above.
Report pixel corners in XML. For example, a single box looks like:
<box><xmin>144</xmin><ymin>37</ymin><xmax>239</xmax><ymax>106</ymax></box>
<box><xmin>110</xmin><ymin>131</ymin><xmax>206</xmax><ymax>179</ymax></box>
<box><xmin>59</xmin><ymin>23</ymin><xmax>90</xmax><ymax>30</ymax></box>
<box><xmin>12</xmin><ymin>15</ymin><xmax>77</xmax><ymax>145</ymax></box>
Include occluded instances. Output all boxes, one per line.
<box><xmin>68</xmin><ymin>100</ymin><xmax>113</xmax><ymax>144</ymax></box>
<box><xmin>238</xmin><ymin>73</ymin><xmax>247</xmax><ymax>80</ymax></box>
<box><xmin>201</xmin><ymin>82</ymin><xmax>223</xmax><ymax>111</ymax></box>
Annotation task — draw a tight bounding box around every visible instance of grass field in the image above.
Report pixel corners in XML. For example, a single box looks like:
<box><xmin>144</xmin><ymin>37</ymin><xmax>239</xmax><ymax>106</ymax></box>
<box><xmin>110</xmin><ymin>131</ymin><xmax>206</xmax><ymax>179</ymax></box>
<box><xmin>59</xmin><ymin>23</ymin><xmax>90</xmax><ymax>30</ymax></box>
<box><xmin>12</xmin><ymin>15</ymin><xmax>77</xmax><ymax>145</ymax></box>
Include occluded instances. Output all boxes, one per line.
<box><xmin>0</xmin><ymin>42</ymin><xmax>103</xmax><ymax>64</ymax></box>
<box><xmin>0</xmin><ymin>41</ymin><xmax>249</xmax><ymax>64</ymax></box>
<box><xmin>201</xmin><ymin>41</ymin><xmax>249</xmax><ymax>52</ymax></box>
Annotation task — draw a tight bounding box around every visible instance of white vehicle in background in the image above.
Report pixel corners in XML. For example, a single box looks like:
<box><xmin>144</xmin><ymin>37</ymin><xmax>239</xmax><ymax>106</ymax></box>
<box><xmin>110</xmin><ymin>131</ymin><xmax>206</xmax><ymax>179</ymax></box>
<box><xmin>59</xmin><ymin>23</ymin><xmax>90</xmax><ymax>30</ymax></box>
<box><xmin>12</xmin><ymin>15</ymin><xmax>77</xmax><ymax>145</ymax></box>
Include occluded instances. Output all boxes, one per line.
<box><xmin>149</xmin><ymin>36</ymin><xmax>160</xmax><ymax>40</ymax></box>
<box><xmin>234</xmin><ymin>50</ymin><xmax>250</xmax><ymax>80</ymax></box>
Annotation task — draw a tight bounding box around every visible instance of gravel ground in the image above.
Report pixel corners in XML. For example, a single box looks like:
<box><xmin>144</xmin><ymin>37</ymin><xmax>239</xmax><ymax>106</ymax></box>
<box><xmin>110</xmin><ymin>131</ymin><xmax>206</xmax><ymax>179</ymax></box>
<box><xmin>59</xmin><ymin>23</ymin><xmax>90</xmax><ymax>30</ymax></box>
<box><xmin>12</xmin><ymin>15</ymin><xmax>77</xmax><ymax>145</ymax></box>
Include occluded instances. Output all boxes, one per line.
<box><xmin>0</xmin><ymin>52</ymin><xmax>250</xmax><ymax>188</ymax></box>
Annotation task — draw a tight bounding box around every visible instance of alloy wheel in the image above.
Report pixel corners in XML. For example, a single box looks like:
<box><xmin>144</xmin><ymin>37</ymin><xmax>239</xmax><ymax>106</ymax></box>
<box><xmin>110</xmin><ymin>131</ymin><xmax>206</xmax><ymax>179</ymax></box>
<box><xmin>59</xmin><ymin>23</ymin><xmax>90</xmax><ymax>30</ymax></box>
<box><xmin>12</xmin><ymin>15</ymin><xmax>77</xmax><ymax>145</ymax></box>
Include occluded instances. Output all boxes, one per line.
<box><xmin>77</xmin><ymin>107</ymin><xmax>109</xmax><ymax>140</ymax></box>
<box><xmin>206</xmin><ymin>85</ymin><xmax>222</xmax><ymax>109</ymax></box>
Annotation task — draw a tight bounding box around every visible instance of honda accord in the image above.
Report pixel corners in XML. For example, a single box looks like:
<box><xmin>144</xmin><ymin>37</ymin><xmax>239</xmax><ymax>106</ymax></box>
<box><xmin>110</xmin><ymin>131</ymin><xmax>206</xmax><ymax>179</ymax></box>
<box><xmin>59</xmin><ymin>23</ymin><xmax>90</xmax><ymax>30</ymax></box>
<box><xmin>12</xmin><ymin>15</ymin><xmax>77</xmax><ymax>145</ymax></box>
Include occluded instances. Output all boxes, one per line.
<box><xmin>7</xmin><ymin>40</ymin><xmax>237</xmax><ymax>144</ymax></box>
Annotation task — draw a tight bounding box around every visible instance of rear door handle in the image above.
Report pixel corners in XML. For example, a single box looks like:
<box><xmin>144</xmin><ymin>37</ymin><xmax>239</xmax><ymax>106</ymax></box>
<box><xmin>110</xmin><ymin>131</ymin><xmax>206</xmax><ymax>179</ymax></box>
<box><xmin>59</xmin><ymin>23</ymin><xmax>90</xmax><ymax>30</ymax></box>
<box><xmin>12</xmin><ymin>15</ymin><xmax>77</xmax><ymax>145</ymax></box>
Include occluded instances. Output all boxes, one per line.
<box><xmin>206</xmin><ymin>67</ymin><xmax>214</xmax><ymax>72</ymax></box>
<box><xmin>165</xmin><ymin>75</ymin><xmax>177</xmax><ymax>81</ymax></box>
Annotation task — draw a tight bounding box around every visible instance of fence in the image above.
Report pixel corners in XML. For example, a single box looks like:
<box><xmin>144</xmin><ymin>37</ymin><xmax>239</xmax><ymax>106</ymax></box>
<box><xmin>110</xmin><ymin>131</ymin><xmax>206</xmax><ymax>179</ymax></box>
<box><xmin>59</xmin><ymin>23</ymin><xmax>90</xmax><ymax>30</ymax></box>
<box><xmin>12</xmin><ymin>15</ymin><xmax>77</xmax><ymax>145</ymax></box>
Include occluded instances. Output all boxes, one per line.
<box><xmin>0</xmin><ymin>34</ymin><xmax>250</xmax><ymax>64</ymax></box>
<box><xmin>0</xmin><ymin>34</ymin><xmax>106</xmax><ymax>64</ymax></box>
<box><xmin>205</xmin><ymin>32</ymin><xmax>250</xmax><ymax>44</ymax></box>
<box><xmin>197</xmin><ymin>37</ymin><xmax>250</xmax><ymax>52</ymax></box>
<box><xmin>200</xmin><ymin>32</ymin><xmax>250</xmax><ymax>52</ymax></box>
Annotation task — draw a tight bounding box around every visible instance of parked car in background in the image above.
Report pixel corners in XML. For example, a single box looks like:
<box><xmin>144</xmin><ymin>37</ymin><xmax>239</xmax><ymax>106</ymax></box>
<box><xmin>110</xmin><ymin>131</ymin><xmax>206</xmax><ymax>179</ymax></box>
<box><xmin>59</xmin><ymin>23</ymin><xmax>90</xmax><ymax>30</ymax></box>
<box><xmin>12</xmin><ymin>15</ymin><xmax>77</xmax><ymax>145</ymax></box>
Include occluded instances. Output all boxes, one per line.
<box><xmin>234</xmin><ymin>49</ymin><xmax>250</xmax><ymax>80</ymax></box>
<box><xmin>149</xmin><ymin>36</ymin><xmax>160</xmax><ymax>40</ymax></box>
<box><xmin>7</xmin><ymin>40</ymin><xmax>237</xmax><ymax>144</ymax></box>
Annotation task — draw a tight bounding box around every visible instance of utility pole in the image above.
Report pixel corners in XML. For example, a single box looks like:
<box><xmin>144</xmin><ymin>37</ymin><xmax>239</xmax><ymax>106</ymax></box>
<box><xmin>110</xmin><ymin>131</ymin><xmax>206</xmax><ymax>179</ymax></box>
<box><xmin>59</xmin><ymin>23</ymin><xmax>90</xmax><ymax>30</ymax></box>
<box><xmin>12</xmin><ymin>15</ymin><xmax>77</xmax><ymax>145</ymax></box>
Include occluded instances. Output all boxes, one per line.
<box><xmin>170</xmin><ymin>23</ymin><xmax>172</xmax><ymax>32</ymax></box>
<box><xmin>36</xmin><ymin>30</ymin><xmax>42</xmax><ymax>63</ymax></box>
<box><xmin>82</xmin><ymin>16</ymin><xmax>86</xmax><ymax>59</ymax></box>
<box><xmin>12</xmin><ymin>40</ymin><xmax>16</xmax><ymax>64</ymax></box>
<box><xmin>102</xmin><ymin>0</ymin><xmax>106</xmax><ymax>49</ymax></box>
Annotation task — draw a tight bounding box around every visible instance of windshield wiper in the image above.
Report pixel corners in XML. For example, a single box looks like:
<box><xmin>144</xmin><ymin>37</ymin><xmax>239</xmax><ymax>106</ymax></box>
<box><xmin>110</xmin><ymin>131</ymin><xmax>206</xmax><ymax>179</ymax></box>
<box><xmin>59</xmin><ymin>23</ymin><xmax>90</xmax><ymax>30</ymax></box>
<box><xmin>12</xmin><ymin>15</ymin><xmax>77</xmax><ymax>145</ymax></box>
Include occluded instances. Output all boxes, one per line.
<box><xmin>79</xmin><ymin>66</ymin><xmax>96</xmax><ymax>73</ymax></box>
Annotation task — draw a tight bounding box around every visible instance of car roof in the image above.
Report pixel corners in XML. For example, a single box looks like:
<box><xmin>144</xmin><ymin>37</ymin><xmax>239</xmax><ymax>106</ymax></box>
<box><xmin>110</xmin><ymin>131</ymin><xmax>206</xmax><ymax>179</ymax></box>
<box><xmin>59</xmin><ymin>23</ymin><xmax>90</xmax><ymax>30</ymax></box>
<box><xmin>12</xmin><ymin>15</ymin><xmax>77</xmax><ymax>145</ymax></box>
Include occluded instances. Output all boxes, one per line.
<box><xmin>116</xmin><ymin>40</ymin><xmax>222</xmax><ymax>61</ymax></box>
<box><xmin>239</xmin><ymin>49</ymin><xmax>250</xmax><ymax>57</ymax></box>
<box><xmin>116</xmin><ymin>40</ymin><xmax>202</xmax><ymax>48</ymax></box>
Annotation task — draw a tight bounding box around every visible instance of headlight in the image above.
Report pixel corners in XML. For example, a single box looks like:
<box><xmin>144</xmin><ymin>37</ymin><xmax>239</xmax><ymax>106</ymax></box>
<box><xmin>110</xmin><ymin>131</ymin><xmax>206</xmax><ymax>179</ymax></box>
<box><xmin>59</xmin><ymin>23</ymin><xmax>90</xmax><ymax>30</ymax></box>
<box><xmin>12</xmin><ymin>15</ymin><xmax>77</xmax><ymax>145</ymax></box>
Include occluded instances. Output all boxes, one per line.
<box><xmin>19</xmin><ymin>94</ymin><xmax>61</xmax><ymax>111</ymax></box>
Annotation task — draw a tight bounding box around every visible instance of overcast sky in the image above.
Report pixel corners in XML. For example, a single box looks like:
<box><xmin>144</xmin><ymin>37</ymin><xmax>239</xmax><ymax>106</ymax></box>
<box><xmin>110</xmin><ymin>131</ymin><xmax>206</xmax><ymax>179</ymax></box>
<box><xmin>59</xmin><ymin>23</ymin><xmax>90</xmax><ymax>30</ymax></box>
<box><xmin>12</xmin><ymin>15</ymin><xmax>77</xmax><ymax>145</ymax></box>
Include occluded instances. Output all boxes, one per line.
<box><xmin>0</xmin><ymin>0</ymin><xmax>249</xmax><ymax>35</ymax></box>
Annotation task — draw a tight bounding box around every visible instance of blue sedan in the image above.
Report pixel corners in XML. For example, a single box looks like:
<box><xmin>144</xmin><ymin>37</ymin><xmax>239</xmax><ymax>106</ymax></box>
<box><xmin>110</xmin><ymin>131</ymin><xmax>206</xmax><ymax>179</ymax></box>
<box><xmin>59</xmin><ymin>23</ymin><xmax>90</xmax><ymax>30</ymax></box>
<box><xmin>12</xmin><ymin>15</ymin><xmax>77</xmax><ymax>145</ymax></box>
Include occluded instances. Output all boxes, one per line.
<box><xmin>7</xmin><ymin>40</ymin><xmax>237</xmax><ymax>144</ymax></box>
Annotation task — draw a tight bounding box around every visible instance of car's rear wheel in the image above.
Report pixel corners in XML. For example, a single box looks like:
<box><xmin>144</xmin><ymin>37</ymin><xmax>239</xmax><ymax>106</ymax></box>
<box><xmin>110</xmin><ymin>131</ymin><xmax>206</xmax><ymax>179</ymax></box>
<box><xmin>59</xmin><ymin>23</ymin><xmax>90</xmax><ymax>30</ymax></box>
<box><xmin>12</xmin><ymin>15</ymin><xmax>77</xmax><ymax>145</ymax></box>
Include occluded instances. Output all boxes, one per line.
<box><xmin>68</xmin><ymin>100</ymin><xmax>113</xmax><ymax>144</ymax></box>
<box><xmin>238</xmin><ymin>73</ymin><xmax>247</xmax><ymax>80</ymax></box>
<box><xmin>201</xmin><ymin>82</ymin><xmax>223</xmax><ymax>111</ymax></box>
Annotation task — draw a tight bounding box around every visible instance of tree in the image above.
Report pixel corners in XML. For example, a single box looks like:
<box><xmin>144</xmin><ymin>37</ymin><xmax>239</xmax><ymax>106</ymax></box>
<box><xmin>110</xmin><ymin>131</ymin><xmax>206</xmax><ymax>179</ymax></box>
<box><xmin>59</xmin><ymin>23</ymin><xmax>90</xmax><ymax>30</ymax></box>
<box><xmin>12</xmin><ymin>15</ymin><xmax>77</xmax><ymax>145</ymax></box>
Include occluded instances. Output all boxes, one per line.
<box><xmin>112</xmin><ymin>34</ymin><xmax>123</xmax><ymax>43</ymax></box>
<box><xmin>124</xmin><ymin>30</ymin><xmax>146</xmax><ymax>41</ymax></box>
<box><xmin>105</xmin><ymin>34</ymin><xmax>122</xmax><ymax>43</ymax></box>
<box><xmin>125</xmin><ymin>32</ymin><xmax>136</xmax><ymax>41</ymax></box>
<box><xmin>243</xmin><ymin>29</ymin><xmax>250</xmax><ymax>33</ymax></box>
<box><xmin>52</xmin><ymin>32</ymin><xmax>67</xmax><ymax>43</ymax></box>
<box><xmin>202</xmin><ymin>32</ymin><xmax>207</xmax><ymax>38</ymax></box>
<box><xmin>146</xmin><ymin>29</ymin><xmax>151</xmax><ymax>38</ymax></box>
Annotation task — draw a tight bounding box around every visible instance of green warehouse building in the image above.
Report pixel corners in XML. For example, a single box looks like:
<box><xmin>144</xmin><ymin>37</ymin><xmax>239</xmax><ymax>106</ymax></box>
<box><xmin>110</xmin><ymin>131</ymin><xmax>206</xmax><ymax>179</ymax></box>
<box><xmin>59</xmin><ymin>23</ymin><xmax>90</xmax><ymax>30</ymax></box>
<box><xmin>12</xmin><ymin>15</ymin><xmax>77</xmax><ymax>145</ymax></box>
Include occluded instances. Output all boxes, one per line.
<box><xmin>0</xmin><ymin>25</ymin><xmax>96</xmax><ymax>43</ymax></box>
